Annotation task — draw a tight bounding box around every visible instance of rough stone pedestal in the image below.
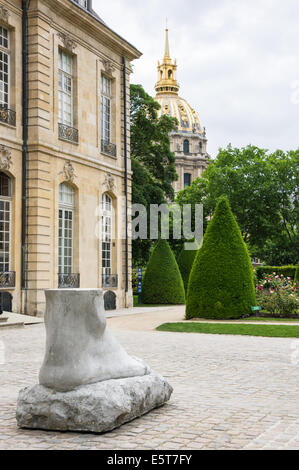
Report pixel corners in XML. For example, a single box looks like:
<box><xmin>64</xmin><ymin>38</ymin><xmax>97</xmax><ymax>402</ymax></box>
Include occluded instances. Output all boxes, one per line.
<box><xmin>16</xmin><ymin>289</ymin><xmax>173</xmax><ymax>433</ymax></box>
<box><xmin>16</xmin><ymin>373</ymin><xmax>173</xmax><ymax>433</ymax></box>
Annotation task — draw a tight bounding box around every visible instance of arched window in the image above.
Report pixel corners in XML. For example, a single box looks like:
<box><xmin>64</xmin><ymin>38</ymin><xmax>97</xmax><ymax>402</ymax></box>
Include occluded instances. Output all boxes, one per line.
<box><xmin>0</xmin><ymin>173</ymin><xmax>11</xmax><ymax>273</ymax></box>
<box><xmin>184</xmin><ymin>173</ymin><xmax>191</xmax><ymax>188</ymax></box>
<box><xmin>183</xmin><ymin>139</ymin><xmax>190</xmax><ymax>154</ymax></box>
<box><xmin>102</xmin><ymin>193</ymin><xmax>113</xmax><ymax>278</ymax></box>
<box><xmin>58</xmin><ymin>183</ymin><xmax>75</xmax><ymax>275</ymax></box>
<box><xmin>199</xmin><ymin>141</ymin><xmax>203</xmax><ymax>153</ymax></box>
<box><xmin>168</xmin><ymin>70</ymin><xmax>172</xmax><ymax>79</ymax></box>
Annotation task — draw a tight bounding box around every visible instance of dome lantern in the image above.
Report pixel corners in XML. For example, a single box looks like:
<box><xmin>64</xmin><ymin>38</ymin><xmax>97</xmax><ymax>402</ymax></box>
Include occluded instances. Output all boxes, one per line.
<box><xmin>155</xmin><ymin>28</ymin><xmax>179</xmax><ymax>96</ymax></box>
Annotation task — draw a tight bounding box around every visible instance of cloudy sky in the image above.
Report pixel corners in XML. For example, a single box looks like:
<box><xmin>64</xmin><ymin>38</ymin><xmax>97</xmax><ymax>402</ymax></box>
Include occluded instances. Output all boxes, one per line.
<box><xmin>93</xmin><ymin>0</ymin><xmax>299</xmax><ymax>157</ymax></box>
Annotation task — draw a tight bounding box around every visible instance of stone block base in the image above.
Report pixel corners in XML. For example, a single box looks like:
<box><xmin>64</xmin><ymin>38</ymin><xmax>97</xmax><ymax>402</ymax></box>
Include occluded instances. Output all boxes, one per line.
<box><xmin>16</xmin><ymin>373</ymin><xmax>173</xmax><ymax>434</ymax></box>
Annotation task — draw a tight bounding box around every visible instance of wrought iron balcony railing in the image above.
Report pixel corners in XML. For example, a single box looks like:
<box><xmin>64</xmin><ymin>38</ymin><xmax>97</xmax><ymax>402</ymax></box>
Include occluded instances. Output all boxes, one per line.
<box><xmin>0</xmin><ymin>271</ymin><xmax>16</xmax><ymax>289</ymax></box>
<box><xmin>58</xmin><ymin>123</ymin><xmax>79</xmax><ymax>144</ymax></box>
<box><xmin>0</xmin><ymin>106</ymin><xmax>16</xmax><ymax>127</ymax></box>
<box><xmin>102</xmin><ymin>273</ymin><xmax>118</xmax><ymax>289</ymax></box>
<box><xmin>58</xmin><ymin>273</ymin><xmax>80</xmax><ymax>289</ymax></box>
<box><xmin>101</xmin><ymin>139</ymin><xmax>117</xmax><ymax>157</ymax></box>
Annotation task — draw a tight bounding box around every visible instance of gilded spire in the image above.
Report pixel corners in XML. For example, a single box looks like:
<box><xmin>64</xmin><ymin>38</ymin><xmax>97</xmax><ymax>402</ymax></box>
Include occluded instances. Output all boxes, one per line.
<box><xmin>155</xmin><ymin>25</ymin><xmax>179</xmax><ymax>96</ymax></box>
<box><xmin>164</xmin><ymin>27</ymin><xmax>170</xmax><ymax>59</ymax></box>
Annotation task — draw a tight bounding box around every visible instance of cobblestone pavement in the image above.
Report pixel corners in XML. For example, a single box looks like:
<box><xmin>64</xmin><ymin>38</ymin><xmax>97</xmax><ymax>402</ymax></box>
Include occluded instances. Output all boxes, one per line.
<box><xmin>1</xmin><ymin>308</ymin><xmax>299</xmax><ymax>450</ymax></box>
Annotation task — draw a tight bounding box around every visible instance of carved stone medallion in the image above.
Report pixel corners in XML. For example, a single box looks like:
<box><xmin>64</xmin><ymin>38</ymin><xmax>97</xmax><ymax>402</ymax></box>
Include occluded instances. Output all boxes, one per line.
<box><xmin>0</xmin><ymin>145</ymin><xmax>12</xmax><ymax>171</ymax></box>
<box><xmin>58</xmin><ymin>32</ymin><xmax>77</xmax><ymax>52</ymax></box>
<box><xmin>103</xmin><ymin>173</ymin><xmax>115</xmax><ymax>192</ymax></box>
<box><xmin>0</xmin><ymin>6</ymin><xmax>10</xmax><ymax>23</ymax></box>
<box><xmin>61</xmin><ymin>160</ymin><xmax>76</xmax><ymax>183</ymax></box>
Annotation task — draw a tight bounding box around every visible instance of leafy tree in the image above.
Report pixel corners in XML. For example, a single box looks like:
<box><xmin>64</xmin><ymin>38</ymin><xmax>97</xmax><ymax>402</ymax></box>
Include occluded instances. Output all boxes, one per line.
<box><xmin>186</xmin><ymin>197</ymin><xmax>256</xmax><ymax>320</ymax></box>
<box><xmin>142</xmin><ymin>239</ymin><xmax>185</xmax><ymax>305</ymax></box>
<box><xmin>176</xmin><ymin>145</ymin><xmax>299</xmax><ymax>265</ymax></box>
<box><xmin>130</xmin><ymin>84</ymin><xmax>178</xmax><ymax>266</ymax></box>
<box><xmin>130</xmin><ymin>84</ymin><xmax>178</xmax><ymax>200</ymax></box>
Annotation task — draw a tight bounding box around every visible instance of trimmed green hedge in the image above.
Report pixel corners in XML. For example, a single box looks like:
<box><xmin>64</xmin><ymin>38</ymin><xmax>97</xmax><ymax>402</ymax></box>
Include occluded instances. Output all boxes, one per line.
<box><xmin>295</xmin><ymin>264</ymin><xmax>299</xmax><ymax>282</ymax></box>
<box><xmin>186</xmin><ymin>196</ymin><xmax>256</xmax><ymax>320</ymax></box>
<box><xmin>142</xmin><ymin>239</ymin><xmax>185</xmax><ymax>305</ymax></box>
<box><xmin>256</xmin><ymin>265</ymin><xmax>297</xmax><ymax>282</ymax></box>
<box><xmin>177</xmin><ymin>246</ymin><xmax>198</xmax><ymax>292</ymax></box>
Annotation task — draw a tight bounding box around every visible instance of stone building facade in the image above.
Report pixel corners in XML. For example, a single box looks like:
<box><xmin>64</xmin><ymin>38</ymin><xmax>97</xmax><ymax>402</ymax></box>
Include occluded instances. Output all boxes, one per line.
<box><xmin>0</xmin><ymin>0</ymin><xmax>141</xmax><ymax>315</ymax></box>
<box><xmin>155</xmin><ymin>29</ymin><xmax>210</xmax><ymax>193</ymax></box>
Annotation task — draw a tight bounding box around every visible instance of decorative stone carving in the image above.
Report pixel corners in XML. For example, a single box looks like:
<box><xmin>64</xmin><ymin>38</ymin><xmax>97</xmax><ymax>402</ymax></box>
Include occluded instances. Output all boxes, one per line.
<box><xmin>163</xmin><ymin>104</ymin><xmax>170</xmax><ymax>115</ymax></box>
<box><xmin>0</xmin><ymin>6</ymin><xmax>10</xmax><ymax>23</ymax></box>
<box><xmin>178</xmin><ymin>103</ymin><xmax>188</xmax><ymax>123</ymax></box>
<box><xmin>58</xmin><ymin>32</ymin><xmax>77</xmax><ymax>52</ymax></box>
<box><xmin>103</xmin><ymin>173</ymin><xmax>115</xmax><ymax>192</ymax></box>
<box><xmin>61</xmin><ymin>160</ymin><xmax>76</xmax><ymax>182</ymax></box>
<box><xmin>0</xmin><ymin>145</ymin><xmax>12</xmax><ymax>171</ymax></box>
<box><xmin>16</xmin><ymin>289</ymin><xmax>173</xmax><ymax>433</ymax></box>
<box><xmin>38</xmin><ymin>290</ymin><xmax>150</xmax><ymax>391</ymax></box>
<box><xmin>101</xmin><ymin>58</ymin><xmax>115</xmax><ymax>75</ymax></box>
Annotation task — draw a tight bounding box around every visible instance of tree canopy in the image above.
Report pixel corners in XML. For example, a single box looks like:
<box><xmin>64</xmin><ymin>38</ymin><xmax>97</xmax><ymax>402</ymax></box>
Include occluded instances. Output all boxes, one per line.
<box><xmin>176</xmin><ymin>145</ymin><xmax>299</xmax><ymax>265</ymax></box>
<box><xmin>130</xmin><ymin>84</ymin><xmax>178</xmax><ymax>266</ymax></box>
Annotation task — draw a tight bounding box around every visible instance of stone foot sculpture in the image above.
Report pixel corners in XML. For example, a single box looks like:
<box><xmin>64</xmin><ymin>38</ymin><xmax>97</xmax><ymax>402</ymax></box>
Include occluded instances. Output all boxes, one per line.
<box><xmin>16</xmin><ymin>289</ymin><xmax>173</xmax><ymax>433</ymax></box>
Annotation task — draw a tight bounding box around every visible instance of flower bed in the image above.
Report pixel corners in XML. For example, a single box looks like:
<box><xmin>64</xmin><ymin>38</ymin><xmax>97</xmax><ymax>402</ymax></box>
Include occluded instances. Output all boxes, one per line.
<box><xmin>256</xmin><ymin>273</ymin><xmax>299</xmax><ymax>317</ymax></box>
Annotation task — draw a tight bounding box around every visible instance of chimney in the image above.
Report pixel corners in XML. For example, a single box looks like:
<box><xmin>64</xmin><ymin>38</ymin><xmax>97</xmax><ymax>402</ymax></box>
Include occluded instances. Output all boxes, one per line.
<box><xmin>87</xmin><ymin>0</ymin><xmax>92</xmax><ymax>11</ymax></box>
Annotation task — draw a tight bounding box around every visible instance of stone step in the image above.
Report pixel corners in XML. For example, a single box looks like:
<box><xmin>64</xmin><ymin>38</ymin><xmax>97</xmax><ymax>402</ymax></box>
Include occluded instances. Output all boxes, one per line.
<box><xmin>0</xmin><ymin>321</ymin><xmax>24</xmax><ymax>329</ymax></box>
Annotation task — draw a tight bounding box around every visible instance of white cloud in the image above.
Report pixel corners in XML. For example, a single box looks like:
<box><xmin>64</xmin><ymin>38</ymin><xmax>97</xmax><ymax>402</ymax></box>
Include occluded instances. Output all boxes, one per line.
<box><xmin>93</xmin><ymin>0</ymin><xmax>299</xmax><ymax>157</ymax></box>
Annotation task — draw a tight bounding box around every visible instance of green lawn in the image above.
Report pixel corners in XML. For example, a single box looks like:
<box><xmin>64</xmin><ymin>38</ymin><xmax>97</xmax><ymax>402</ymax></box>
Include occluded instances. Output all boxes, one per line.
<box><xmin>157</xmin><ymin>322</ymin><xmax>299</xmax><ymax>338</ymax></box>
<box><xmin>192</xmin><ymin>316</ymin><xmax>299</xmax><ymax>323</ymax></box>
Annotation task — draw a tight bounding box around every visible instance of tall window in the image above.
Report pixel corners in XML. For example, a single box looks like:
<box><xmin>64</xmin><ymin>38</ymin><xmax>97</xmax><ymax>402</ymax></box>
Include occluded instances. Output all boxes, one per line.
<box><xmin>184</xmin><ymin>173</ymin><xmax>191</xmax><ymax>188</ymax></box>
<box><xmin>58</xmin><ymin>50</ymin><xmax>73</xmax><ymax>127</ymax></box>
<box><xmin>183</xmin><ymin>139</ymin><xmax>190</xmax><ymax>154</ymax></box>
<box><xmin>199</xmin><ymin>141</ymin><xmax>203</xmax><ymax>153</ymax></box>
<box><xmin>58</xmin><ymin>183</ymin><xmax>75</xmax><ymax>275</ymax></box>
<box><xmin>102</xmin><ymin>193</ymin><xmax>112</xmax><ymax>277</ymax></box>
<box><xmin>101</xmin><ymin>76</ymin><xmax>112</xmax><ymax>143</ymax></box>
<box><xmin>0</xmin><ymin>173</ymin><xmax>11</xmax><ymax>273</ymax></box>
<box><xmin>0</xmin><ymin>26</ymin><xmax>9</xmax><ymax>107</ymax></box>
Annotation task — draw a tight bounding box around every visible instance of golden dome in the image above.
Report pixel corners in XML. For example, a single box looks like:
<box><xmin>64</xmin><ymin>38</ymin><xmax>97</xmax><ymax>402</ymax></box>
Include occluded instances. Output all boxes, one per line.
<box><xmin>155</xmin><ymin>28</ymin><xmax>205</xmax><ymax>135</ymax></box>
<box><xmin>156</xmin><ymin>95</ymin><xmax>204</xmax><ymax>134</ymax></box>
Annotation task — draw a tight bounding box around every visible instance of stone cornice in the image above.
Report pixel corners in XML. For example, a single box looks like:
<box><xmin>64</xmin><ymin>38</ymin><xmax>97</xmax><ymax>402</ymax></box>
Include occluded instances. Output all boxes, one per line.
<box><xmin>0</xmin><ymin>1</ymin><xmax>21</xmax><ymax>19</ymax></box>
<box><xmin>29</xmin><ymin>11</ymin><xmax>130</xmax><ymax>72</ymax></box>
<box><xmin>35</xmin><ymin>0</ymin><xmax>142</xmax><ymax>61</ymax></box>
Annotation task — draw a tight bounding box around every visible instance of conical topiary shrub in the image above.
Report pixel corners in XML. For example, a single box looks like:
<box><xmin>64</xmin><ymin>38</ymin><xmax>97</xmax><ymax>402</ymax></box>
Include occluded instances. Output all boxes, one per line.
<box><xmin>186</xmin><ymin>196</ymin><xmax>256</xmax><ymax>319</ymax></box>
<box><xmin>143</xmin><ymin>239</ymin><xmax>185</xmax><ymax>305</ymax></box>
<box><xmin>177</xmin><ymin>245</ymin><xmax>199</xmax><ymax>293</ymax></box>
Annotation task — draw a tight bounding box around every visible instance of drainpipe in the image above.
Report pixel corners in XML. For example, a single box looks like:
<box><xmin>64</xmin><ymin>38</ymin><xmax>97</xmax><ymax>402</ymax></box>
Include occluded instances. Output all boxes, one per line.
<box><xmin>122</xmin><ymin>56</ymin><xmax>129</xmax><ymax>295</ymax></box>
<box><xmin>21</xmin><ymin>0</ymin><xmax>29</xmax><ymax>309</ymax></box>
